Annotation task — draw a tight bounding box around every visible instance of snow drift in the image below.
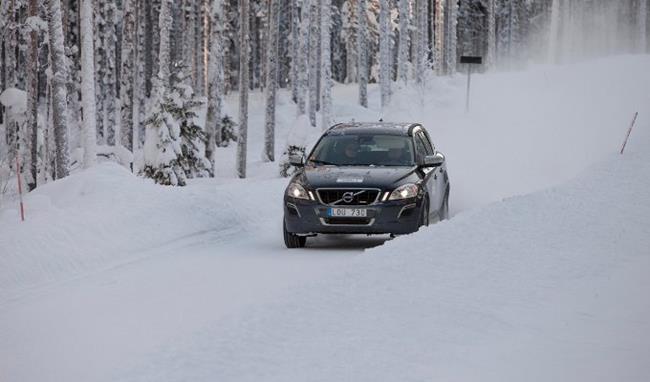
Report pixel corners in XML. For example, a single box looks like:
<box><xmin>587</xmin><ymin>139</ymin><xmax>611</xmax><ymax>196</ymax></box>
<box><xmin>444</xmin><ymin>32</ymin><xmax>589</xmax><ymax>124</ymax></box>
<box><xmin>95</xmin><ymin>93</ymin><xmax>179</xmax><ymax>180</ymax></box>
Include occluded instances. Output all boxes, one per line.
<box><xmin>0</xmin><ymin>163</ymin><xmax>286</xmax><ymax>301</ymax></box>
<box><xmin>121</xmin><ymin>147</ymin><xmax>650</xmax><ymax>382</ymax></box>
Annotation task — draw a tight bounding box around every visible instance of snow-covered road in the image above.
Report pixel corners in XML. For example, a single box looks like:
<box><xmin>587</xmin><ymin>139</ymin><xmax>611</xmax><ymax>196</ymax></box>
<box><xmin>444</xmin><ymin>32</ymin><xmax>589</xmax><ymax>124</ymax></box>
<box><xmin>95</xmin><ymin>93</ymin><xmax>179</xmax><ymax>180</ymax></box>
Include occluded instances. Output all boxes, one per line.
<box><xmin>1</xmin><ymin>226</ymin><xmax>382</xmax><ymax>381</ymax></box>
<box><xmin>2</xmin><ymin>56</ymin><xmax>650</xmax><ymax>381</ymax></box>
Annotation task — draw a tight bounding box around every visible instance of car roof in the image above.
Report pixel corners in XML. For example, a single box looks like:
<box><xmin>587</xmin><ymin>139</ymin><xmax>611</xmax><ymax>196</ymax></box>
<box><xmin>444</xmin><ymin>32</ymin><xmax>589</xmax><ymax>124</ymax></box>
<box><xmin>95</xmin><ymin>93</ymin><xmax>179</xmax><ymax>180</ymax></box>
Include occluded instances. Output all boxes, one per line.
<box><xmin>325</xmin><ymin>122</ymin><xmax>421</xmax><ymax>136</ymax></box>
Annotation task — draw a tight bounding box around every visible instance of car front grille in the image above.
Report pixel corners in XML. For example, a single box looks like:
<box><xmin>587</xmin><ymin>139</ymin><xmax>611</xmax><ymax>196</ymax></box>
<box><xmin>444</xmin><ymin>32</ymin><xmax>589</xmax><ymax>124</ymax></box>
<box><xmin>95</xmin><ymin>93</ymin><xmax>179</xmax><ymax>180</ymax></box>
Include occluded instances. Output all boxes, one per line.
<box><xmin>317</xmin><ymin>188</ymin><xmax>380</xmax><ymax>206</ymax></box>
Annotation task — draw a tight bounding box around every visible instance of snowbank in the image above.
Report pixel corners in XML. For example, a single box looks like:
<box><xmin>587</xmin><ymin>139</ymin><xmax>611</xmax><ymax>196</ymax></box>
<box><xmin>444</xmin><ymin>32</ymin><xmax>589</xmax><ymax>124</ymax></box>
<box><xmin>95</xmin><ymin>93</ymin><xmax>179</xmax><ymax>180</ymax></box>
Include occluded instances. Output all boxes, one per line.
<box><xmin>0</xmin><ymin>163</ymin><xmax>286</xmax><ymax>301</ymax></box>
<box><xmin>122</xmin><ymin>145</ymin><xmax>650</xmax><ymax>382</ymax></box>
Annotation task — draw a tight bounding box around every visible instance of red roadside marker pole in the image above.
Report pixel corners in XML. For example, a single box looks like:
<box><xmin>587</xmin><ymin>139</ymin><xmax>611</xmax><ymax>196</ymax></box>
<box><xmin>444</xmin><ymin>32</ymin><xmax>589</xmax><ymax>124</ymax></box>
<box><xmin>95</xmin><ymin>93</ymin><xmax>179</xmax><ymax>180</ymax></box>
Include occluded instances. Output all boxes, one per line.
<box><xmin>15</xmin><ymin>153</ymin><xmax>25</xmax><ymax>222</ymax></box>
<box><xmin>620</xmin><ymin>112</ymin><xmax>638</xmax><ymax>155</ymax></box>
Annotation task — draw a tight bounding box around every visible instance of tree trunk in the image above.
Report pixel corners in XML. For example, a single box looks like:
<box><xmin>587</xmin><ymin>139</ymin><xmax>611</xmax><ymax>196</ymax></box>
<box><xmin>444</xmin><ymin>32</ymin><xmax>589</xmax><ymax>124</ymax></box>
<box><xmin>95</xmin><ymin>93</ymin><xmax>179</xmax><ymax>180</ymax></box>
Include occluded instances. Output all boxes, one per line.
<box><xmin>290</xmin><ymin>0</ymin><xmax>300</xmax><ymax>102</ymax></box>
<box><xmin>206</xmin><ymin>0</ymin><xmax>225</xmax><ymax>173</ymax></box>
<box><xmin>487</xmin><ymin>0</ymin><xmax>497</xmax><ymax>68</ymax></box>
<box><xmin>263</xmin><ymin>0</ymin><xmax>280</xmax><ymax>161</ymax></box>
<box><xmin>415</xmin><ymin>0</ymin><xmax>427</xmax><ymax>85</ymax></box>
<box><xmin>379</xmin><ymin>0</ymin><xmax>391</xmax><ymax>108</ymax></box>
<box><xmin>237</xmin><ymin>0</ymin><xmax>250</xmax><ymax>178</ymax></box>
<box><xmin>308</xmin><ymin>0</ymin><xmax>319</xmax><ymax>126</ymax></box>
<box><xmin>121</xmin><ymin>0</ymin><xmax>137</xmax><ymax>153</ymax></box>
<box><xmin>445</xmin><ymin>0</ymin><xmax>458</xmax><ymax>75</ymax></box>
<box><xmin>27</xmin><ymin>0</ymin><xmax>40</xmax><ymax>190</ymax></box>
<box><xmin>320</xmin><ymin>0</ymin><xmax>332</xmax><ymax>130</ymax></box>
<box><xmin>397</xmin><ymin>0</ymin><xmax>410</xmax><ymax>85</ymax></box>
<box><xmin>81</xmin><ymin>0</ymin><xmax>98</xmax><ymax>168</ymax></box>
<box><xmin>297</xmin><ymin>0</ymin><xmax>309</xmax><ymax>116</ymax></box>
<box><xmin>433</xmin><ymin>0</ymin><xmax>444</xmax><ymax>74</ymax></box>
<box><xmin>47</xmin><ymin>0</ymin><xmax>71</xmax><ymax>179</ymax></box>
<box><xmin>144</xmin><ymin>0</ymin><xmax>154</xmax><ymax>97</ymax></box>
<box><xmin>357</xmin><ymin>0</ymin><xmax>368</xmax><ymax>107</ymax></box>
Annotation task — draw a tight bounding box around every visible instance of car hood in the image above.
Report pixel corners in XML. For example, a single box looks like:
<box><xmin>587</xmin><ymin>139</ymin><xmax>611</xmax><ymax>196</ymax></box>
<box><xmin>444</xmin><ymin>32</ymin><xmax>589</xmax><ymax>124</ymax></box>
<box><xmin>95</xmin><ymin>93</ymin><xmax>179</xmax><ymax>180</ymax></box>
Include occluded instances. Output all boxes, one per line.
<box><xmin>298</xmin><ymin>165</ymin><xmax>418</xmax><ymax>189</ymax></box>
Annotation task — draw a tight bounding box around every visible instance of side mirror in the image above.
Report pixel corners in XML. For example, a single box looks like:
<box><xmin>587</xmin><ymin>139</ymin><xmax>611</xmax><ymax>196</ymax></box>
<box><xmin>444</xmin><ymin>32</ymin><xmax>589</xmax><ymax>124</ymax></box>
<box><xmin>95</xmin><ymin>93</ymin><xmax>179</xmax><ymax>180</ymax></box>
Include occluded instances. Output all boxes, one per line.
<box><xmin>421</xmin><ymin>152</ymin><xmax>445</xmax><ymax>167</ymax></box>
<box><xmin>289</xmin><ymin>154</ymin><xmax>305</xmax><ymax>167</ymax></box>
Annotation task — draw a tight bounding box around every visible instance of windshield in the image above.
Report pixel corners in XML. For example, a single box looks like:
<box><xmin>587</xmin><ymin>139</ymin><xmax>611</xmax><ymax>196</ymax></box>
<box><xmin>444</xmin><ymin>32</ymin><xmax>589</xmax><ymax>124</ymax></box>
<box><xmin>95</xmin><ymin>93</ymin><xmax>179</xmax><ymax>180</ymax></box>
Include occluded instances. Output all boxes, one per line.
<box><xmin>309</xmin><ymin>134</ymin><xmax>415</xmax><ymax>166</ymax></box>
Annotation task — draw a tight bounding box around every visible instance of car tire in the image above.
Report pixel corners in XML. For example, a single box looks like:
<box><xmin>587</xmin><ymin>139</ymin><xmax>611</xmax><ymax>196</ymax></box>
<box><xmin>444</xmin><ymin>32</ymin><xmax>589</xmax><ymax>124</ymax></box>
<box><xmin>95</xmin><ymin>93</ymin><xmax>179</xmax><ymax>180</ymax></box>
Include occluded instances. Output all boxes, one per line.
<box><xmin>283</xmin><ymin>220</ymin><xmax>306</xmax><ymax>248</ymax></box>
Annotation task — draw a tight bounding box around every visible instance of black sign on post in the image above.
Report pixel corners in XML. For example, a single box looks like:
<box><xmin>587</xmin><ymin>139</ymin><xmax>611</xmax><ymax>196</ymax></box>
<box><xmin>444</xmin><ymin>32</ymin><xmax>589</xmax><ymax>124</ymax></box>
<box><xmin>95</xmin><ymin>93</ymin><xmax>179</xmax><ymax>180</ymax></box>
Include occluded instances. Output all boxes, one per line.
<box><xmin>460</xmin><ymin>56</ymin><xmax>483</xmax><ymax>65</ymax></box>
<box><xmin>460</xmin><ymin>56</ymin><xmax>483</xmax><ymax>112</ymax></box>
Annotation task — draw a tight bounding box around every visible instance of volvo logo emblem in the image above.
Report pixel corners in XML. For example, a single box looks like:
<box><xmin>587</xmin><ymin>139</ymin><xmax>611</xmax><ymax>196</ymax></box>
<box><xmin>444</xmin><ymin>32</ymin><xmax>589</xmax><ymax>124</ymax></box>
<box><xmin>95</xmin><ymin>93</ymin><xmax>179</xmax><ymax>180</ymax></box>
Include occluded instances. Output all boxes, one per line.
<box><xmin>342</xmin><ymin>192</ymin><xmax>355</xmax><ymax>203</ymax></box>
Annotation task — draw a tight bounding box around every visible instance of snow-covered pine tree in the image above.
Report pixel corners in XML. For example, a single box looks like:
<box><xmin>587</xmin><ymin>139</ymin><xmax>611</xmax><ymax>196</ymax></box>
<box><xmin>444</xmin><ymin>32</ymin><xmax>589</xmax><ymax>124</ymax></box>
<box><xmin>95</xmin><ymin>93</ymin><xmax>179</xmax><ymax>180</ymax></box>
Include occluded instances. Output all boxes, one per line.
<box><xmin>379</xmin><ymin>0</ymin><xmax>391</xmax><ymax>108</ymax></box>
<box><xmin>206</xmin><ymin>0</ymin><xmax>225</xmax><ymax>173</ymax></box>
<box><xmin>121</xmin><ymin>0</ymin><xmax>137</xmax><ymax>153</ymax></box>
<box><xmin>143</xmin><ymin>0</ymin><xmax>186</xmax><ymax>186</ymax></box>
<box><xmin>80</xmin><ymin>0</ymin><xmax>97</xmax><ymax>169</ymax></box>
<box><xmin>397</xmin><ymin>0</ymin><xmax>410</xmax><ymax>85</ymax></box>
<box><xmin>263</xmin><ymin>0</ymin><xmax>279</xmax><ymax>161</ymax></box>
<box><xmin>171</xmin><ymin>67</ymin><xmax>211</xmax><ymax>178</ymax></box>
<box><xmin>357</xmin><ymin>0</ymin><xmax>369</xmax><ymax>107</ymax></box>
<box><xmin>320</xmin><ymin>0</ymin><xmax>333</xmax><ymax>130</ymax></box>
<box><xmin>47</xmin><ymin>0</ymin><xmax>71</xmax><ymax>179</ymax></box>
<box><xmin>308</xmin><ymin>0</ymin><xmax>319</xmax><ymax>126</ymax></box>
<box><xmin>237</xmin><ymin>0</ymin><xmax>250</xmax><ymax>178</ymax></box>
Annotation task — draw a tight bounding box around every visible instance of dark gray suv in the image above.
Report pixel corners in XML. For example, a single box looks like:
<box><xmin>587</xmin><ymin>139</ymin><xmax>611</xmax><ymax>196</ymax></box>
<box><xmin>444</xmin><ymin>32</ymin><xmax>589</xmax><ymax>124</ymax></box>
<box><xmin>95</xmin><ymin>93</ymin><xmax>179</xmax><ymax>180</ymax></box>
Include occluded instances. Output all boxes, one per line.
<box><xmin>283</xmin><ymin>122</ymin><xmax>450</xmax><ymax>248</ymax></box>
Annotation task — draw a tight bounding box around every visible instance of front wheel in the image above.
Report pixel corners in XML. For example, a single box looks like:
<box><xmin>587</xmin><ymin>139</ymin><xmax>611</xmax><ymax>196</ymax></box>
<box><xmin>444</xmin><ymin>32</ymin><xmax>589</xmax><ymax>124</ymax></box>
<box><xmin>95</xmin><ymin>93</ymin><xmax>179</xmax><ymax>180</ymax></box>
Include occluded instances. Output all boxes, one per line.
<box><xmin>283</xmin><ymin>220</ymin><xmax>306</xmax><ymax>248</ymax></box>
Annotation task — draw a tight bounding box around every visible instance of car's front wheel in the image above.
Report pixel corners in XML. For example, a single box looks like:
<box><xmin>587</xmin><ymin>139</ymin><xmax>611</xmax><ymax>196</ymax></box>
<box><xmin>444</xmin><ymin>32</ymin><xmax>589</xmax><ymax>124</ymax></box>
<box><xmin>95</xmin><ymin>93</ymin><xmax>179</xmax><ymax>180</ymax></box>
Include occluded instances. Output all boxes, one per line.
<box><xmin>283</xmin><ymin>220</ymin><xmax>306</xmax><ymax>248</ymax></box>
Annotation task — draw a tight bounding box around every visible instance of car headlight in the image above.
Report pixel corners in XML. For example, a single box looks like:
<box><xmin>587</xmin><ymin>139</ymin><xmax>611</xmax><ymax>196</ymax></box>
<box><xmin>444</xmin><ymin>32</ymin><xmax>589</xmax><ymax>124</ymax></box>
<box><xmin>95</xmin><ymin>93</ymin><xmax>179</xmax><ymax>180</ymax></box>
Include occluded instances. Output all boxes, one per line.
<box><xmin>286</xmin><ymin>182</ymin><xmax>310</xmax><ymax>200</ymax></box>
<box><xmin>388</xmin><ymin>183</ymin><xmax>419</xmax><ymax>200</ymax></box>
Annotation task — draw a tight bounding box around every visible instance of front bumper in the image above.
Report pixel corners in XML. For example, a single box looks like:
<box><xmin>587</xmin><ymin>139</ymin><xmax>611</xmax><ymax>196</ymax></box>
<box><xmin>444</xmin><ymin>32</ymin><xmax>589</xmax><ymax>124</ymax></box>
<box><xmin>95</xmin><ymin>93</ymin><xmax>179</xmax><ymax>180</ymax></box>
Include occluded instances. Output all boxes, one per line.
<box><xmin>283</xmin><ymin>196</ymin><xmax>423</xmax><ymax>235</ymax></box>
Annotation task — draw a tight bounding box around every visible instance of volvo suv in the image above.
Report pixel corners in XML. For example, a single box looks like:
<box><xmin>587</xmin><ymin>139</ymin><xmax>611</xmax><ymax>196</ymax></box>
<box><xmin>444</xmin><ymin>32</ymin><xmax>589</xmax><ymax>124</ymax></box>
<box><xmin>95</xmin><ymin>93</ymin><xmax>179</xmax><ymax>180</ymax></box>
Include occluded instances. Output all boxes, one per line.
<box><xmin>283</xmin><ymin>122</ymin><xmax>450</xmax><ymax>248</ymax></box>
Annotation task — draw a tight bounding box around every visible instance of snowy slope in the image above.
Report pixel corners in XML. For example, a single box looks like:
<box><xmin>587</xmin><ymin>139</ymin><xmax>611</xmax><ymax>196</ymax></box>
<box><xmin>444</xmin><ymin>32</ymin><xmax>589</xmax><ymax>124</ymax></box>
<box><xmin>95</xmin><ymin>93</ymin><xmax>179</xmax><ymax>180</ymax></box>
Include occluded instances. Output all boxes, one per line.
<box><xmin>1</xmin><ymin>55</ymin><xmax>649</xmax><ymax>381</ymax></box>
<box><xmin>119</xmin><ymin>143</ymin><xmax>650</xmax><ymax>382</ymax></box>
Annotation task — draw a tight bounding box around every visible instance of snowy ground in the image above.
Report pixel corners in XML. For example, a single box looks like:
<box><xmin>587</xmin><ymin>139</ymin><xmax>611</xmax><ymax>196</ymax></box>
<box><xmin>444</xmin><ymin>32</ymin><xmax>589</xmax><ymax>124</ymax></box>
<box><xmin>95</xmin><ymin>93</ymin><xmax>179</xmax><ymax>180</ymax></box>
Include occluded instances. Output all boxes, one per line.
<box><xmin>1</xmin><ymin>55</ymin><xmax>649</xmax><ymax>381</ymax></box>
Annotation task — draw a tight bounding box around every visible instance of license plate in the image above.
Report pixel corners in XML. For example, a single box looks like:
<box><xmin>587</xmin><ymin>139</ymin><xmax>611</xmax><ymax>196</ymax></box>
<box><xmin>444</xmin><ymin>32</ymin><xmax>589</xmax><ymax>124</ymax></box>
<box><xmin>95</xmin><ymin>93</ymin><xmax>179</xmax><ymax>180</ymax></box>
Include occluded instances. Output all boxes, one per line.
<box><xmin>328</xmin><ymin>208</ymin><xmax>367</xmax><ymax>217</ymax></box>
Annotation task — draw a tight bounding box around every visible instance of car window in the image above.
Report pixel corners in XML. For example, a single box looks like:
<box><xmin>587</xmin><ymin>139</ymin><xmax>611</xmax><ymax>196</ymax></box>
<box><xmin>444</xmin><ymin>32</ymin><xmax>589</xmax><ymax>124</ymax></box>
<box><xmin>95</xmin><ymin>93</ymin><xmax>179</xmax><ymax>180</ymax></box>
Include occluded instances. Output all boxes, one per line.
<box><xmin>309</xmin><ymin>134</ymin><xmax>415</xmax><ymax>166</ymax></box>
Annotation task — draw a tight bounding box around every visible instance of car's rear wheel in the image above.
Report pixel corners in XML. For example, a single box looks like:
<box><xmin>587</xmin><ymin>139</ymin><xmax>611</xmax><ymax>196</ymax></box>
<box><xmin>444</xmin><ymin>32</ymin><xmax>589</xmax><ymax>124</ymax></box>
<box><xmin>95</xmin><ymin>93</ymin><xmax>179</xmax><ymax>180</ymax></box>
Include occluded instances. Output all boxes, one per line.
<box><xmin>283</xmin><ymin>220</ymin><xmax>306</xmax><ymax>248</ymax></box>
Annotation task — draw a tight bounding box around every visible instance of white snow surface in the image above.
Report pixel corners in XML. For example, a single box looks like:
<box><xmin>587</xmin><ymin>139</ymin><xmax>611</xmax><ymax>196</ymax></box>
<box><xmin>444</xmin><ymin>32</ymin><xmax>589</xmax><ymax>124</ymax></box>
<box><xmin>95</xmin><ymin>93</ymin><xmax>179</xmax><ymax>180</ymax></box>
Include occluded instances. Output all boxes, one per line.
<box><xmin>0</xmin><ymin>88</ymin><xmax>27</xmax><ymax>112</ymax></box>
<box><xmin>1</xmin><ymin>55</ymin><xmax>650</xmax><ymax>381</ymax></box>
